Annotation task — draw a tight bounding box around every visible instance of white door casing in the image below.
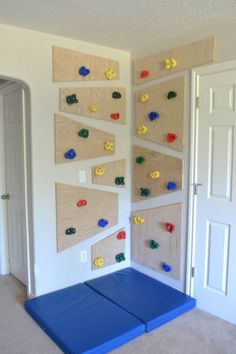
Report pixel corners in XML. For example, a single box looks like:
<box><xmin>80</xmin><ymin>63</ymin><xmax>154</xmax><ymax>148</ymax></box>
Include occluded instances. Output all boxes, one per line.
<box><xmin>3</xmin><ymin>86</ymin><xmax>28</xmax><ymax>285</ymax></box>
<box><xmin>189</xmin><ymin>63</ymin><xmax>236</xmax><ymax>324</ymax></box>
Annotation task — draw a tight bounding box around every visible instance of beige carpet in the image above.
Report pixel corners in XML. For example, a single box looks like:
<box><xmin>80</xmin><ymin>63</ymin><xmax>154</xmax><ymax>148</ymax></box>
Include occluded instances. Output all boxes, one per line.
<box><xmin>1</xmin><ymin>275</ymin><xmax>236</xmax><ymax>354</ymax></box>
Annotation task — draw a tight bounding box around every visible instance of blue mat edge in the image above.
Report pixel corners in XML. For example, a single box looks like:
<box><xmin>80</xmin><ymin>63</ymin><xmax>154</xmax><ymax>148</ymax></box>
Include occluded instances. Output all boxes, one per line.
<box><xmin>25</xmin><ymin>284</ymin><xmax>145</xmax><ymax>354</ymax></box>
<box><xmin>146</xmin><ymin>298</ymin><xmax>197</xmax><ymax>332</ymax></box>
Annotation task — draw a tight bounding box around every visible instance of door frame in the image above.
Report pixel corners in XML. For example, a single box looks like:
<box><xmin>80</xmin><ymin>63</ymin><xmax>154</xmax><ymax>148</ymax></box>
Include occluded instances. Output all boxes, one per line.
<box><xmin>0</xmin><ymin>78</ymin><xmax>35</xmax><ymax>297</ymax></box>
<box><xmin>186</xmin><ymin>60</ymin><xmax>236</xmax><ymax>297</ymax></box>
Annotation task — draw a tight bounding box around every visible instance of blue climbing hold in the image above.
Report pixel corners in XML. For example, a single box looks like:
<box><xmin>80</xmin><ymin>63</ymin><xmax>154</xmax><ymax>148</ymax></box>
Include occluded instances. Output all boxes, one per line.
<box><xmin>98</xmin><ymin>218</ymin><xmax>108</xmax><ymax>228</ymax></box>
<box><xmin>162</xmin><ymin>262</ymin><xmax>172</xmax><ymax>272</ymax></box>
<box><xmin>166</xmin><ymin>181</ymin><xmax>177</xmax><ymax>190</ymax></box>
<box><xmin>79</xmin><ymin>66</ymin><xmax>90</xmax><ymax>76</ymax></box>
<box><xmin>148</xmin><ymin>111</ymin><xmax>159</xmax><ymax>121</ymax></box>
<box><xmin>64</xmin><ymin>148</ymin><xmax>77</xmax><ymax>160</ymax></box>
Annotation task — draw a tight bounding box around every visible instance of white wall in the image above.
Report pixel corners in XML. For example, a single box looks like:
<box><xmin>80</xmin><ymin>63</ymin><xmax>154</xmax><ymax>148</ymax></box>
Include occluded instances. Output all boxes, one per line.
<box><xmin>0</xmin><ymin>24</ymin><xmax>131</xmax><ymax>296</ymax></box>
<box><xmin>131</xmin><ymin>20</ymin><xmax>236</xmax><ymax>291</ymax></box>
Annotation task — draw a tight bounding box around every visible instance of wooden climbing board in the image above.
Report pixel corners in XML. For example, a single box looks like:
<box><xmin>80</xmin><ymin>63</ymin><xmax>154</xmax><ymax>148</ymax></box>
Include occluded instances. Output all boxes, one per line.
<box><xmin>132</xmin><ymin>203</ymin><xmax>182</xmax><ymax>279</ymax></box>
<box><xmin>91</xmin><ymin>228</ymin><xmax>126</xmax><ymax>270</ymax></box>
<box><xmin>56</xmin><ymin>183</ymin><xmax>118</xmax><ymax>252</ymax></box>
<box><xmin>133</xmin><ymin>145</ymin><xmax>183</xmax><ymax>202</ymax></box>
<box><xmin>92</xmin><ymin>159</ymin><xmax>126</xmax><ymax>188</ymax></box>
<box><xmin>53</xmin><ymin>46</ymin><xmax>119</xmax><ymax>82</ymax></box>
<box><xmin>135</xmin><ymin>77</ymin><xmax>186</xmax><ymax>151</ymax></box>
<box><xmin>55</xmin><ymin>114</ymin><xmax>115</xmax><ymax>164</ymax></box>
<box><xmin>59</xmin><ymin>87</ymin><xmax>126</xmax><ymax>125</ymax></box>
<box><xmin>133</xmin><ymin>37</ymin><xmax>216</xmax><ymax>85</ymax></box>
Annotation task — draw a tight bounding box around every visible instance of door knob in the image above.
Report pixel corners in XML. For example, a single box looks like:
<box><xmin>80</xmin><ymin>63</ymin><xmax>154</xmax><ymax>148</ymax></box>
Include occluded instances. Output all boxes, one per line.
<box><xmin>1</xmin><ymin>194</ymin><xmax>10</xmax><ymax>200</ymax></box>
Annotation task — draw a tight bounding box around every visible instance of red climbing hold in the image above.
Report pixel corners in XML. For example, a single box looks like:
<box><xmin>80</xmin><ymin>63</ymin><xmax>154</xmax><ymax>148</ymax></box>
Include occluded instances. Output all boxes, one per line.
<box><xmin>77</xmin><ymin>199</ymin><xmax>87</xmax><ymax>207</ymax></box>
<box><xmin>140</xmin><ymin>70</ymin><xmax>150</xmax><ymax>79</ymax></box>
<box><xmin>167</xmin><ymin>133</ymin><xmax>177</xmax><ymax>143</ymax></box>
<box><xmin>117</xmin><ymin>231</ymin><xmax>126</xmax><ymax>240</ymax></box>
<box><xmin>111</xmin><ymin>113</ymin><xmax>120</xmax><ymax>120</ymax></box>
<box><xmin>165</xmin><ymin>223</ymin><xmax>176</xmax><ymax>233</ymax></box>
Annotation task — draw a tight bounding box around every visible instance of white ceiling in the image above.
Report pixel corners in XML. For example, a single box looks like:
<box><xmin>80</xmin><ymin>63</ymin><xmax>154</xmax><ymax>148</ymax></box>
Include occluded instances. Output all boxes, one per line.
<box><xmin>0</xmin><ymin>0</ymin><xmax>236</xmax><ymax>51</ymax></box>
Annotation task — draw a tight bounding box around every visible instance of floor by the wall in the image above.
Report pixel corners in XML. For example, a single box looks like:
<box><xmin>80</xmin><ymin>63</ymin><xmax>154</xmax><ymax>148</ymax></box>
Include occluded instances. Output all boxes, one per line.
<box><xmin>0</xmin><ymin>275</ymin><xmax>236</xmax><ymax>354</ymax></box>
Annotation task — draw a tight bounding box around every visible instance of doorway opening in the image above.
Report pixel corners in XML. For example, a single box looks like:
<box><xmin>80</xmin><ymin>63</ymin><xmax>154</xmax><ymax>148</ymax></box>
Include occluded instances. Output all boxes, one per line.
<box><xmin>0</xmin><ymin>77</ymin><xmax>34</xmax><ymax>297</ymax></box>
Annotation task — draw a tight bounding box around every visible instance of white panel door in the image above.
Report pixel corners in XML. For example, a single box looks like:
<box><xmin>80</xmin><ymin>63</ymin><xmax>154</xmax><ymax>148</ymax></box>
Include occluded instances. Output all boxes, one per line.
<box><xmin>3</xmin><ymin>87</ymin><xmax>27</xmax><ymax>285</ymax></box>
<box><xmin>193</xmin><ymin>68</ymin><xmax>236</xmax><ymax>323</ymax></box>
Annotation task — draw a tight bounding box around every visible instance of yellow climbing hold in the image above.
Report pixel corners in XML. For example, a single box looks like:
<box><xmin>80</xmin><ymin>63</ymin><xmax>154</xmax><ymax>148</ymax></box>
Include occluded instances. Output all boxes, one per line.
<box><xmin>165</xmin><ymin>58</ymin><xmax>171</xmax><ymax>69</ymax></box>
<box><xmin>94</xmin><ymin>257</ymin><xmax>105</xmax><ymax>267</ymax></box>
<box><xmin>149</xmin><ymin>171</ymin><xmax>160</xmax><ymax>179</ymax></box>
<box><xmin>134</xmin><ymin>216</ymin><xmax>144</xmax><ymax>224</ymax></box>
<box><xmin>165</xmin><ymin>58</ymin><xmax>177</xmax><ymax>69</ymax></box>
<box><xmin>94</xmin><ymin>167</ymin><xmax>105</xmax><ymax>176</ymax></box>
<box><xmin>89</xmin><ymin>104</ymin><xmax>99</xmax><ymax>112</ymax></box>
<box><xmin>105</xmin><ymin>68</ymin><xmax>117</xmax><ymax>80</ymax></box>
<box><xmin>137</xmin><ymin>125</ymin><xmax>148</xmax><ymax>135</ymax></box>
<box><xmin>139</xmin><ymin>94</ymin><xmax>149</xmax><ymax>103</ymax></box>
<box><xmin>171</xmin><ymin>58</ymin><xmax>177</xmax><ymax>68</ymax></box>
<box><xmin>104</xmin><ymin>141</ymin><xmax>115</xmax><ymax>151</ymax></box>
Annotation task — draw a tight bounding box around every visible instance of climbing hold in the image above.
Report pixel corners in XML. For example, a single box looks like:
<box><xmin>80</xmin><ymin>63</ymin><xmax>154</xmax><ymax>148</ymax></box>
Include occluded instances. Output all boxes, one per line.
<box><xmin>64</xmin><ymin>148</ymin><xmax>77</xmax><ymax>160</ymax></box>
<box><xmin>166</xmin><ymin>181</ymin><xmax>177</xmax><ymax>191</ymax></box>
<box><xmin>77</xmin><ymin>199</ymin><xmax>87</xmax><ymax>207</ymax></box>
<box><xmin>162</xmin><ymin>262</ymin><xmax>172</xmax><ymax>272</ymax></box>
<box><xmin>171</xmin><ymin>58</ymin><xmax>177</xmax><ymax>68</ymax></box>
<box><xmin>134</xmin><ymin>216</ymin><xmax>144</xmax><ymax>224</ymax></box>
<box><xmin>137</xmin><ymin>125</ymin><xmax>148</xmax><ymax>135</ymax></box>
<box><xmin>167</xmin><ymin>91</ymin><xmax>177</xmax><ymax>99</ymax></box>
<box><xmin>65</xmin><ymin>227</ymin><xmax>76</xmax><ymax>235</ymax></box>
<box><xmin>105</xmin><ymin>68</ymin><xmax>117</xmax><ymax>80</ymax></box>
<box><xmin>115</xmin><ymin>252</ymin><xmax>126</xmax><ymax>263</ymax></box>
<box><xmin>79</xmin><ymin>66</ymin><xmax>90</xmax><ymax>76</ymax></box>
<box><xmin>115</xmin><ymin>177</ymin><xmax>125</xmax><ymax>185</ymax></box>
<box><xmin>150</xmin><ymin>240</ymin><xmax>160</xmax><ymax>249</ymax></box>
<box><xmin>140</xmin><ymin>187</ymin><xmax>150</xmax><ymax>197</ymax></box>
<box><xmin>139</xmin><ymin>94</ymin><xmax>149</xmax><ymax>103</ymax></box>
<box><xmin>149</xmin><ymin>171</ymin><xmax>160</xmax><ymax>179</ymax></box>
<box><xmin>66</xmin><ymin>94</ymin><xmax>78</xmax><ymax>105</ymax></box>
<box><xmin>78</xmin><ymin>128</ymin><xmax>89</xmax><ymax>138</ymax></box>
<box><xmin>165</xmin><ymin>58</ymin><xmax>177</xmax><ymax>69</ymax></box>
<box><xmin>167</xmin><ymin>133</ymin><xmax>177</xmax><ymax>143</ymax></box>
<box><xmin>165</xmin><ymin>222</ymin><xmax>176</xmax><ymax>233</ymax></box>
<box><xmin>139</xmin><ymin>70</ymin><xmax>150</xmax><ymax>79</ymax></box>
<box><xmin>148</xmin><ymin>111</ymin><xmax>159</xmax><ymax>121</ymax></box>
<box><xmin>94</xmin><ymin>167</ymin><xmax>105</xmax><ymax>176</ymax></box>
<box><xmin>94</xmin><ymin>257</ymin><xmax>105</xmax><ymax>267</ymax></box>
<box><xmin>136</xmin><ymin>156</ymin><xmax>145</xmax><ymax>164</ymax></box>
<box><xmin>117</xmin><ymin>231</ymin><xmax>126</xmax><ymax>240</ymax></box>
<box><xmin>111</xmin><ymin>113</ymin><xmax>120</xmax><ymax>120</ymax></box>
<box><xmin>104</xmin><ymin>141</ymin><xmax>115</xmax><ymax>151</ymax></box>
<box><xmin>98</xmin><ymin>218</ymin><xmax>108</xmax><ymax>228</ymax></box>
<box><xmin>112</xmin><ymin>91</ymin><xmax>122</xmax><ymax>99</ymax></box>
<box><xmin>165</xmin><ymin>58</ymin><xmax>171</xmax><ymax>69</ymax></box>
<box><xmin>89</xmin><ymin>104</ymin><xmax>99</xmax><ymax>112</ymax></box>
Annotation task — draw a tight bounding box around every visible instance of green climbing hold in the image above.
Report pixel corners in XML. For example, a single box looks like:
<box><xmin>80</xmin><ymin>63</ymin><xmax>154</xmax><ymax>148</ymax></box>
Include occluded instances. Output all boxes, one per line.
<box><xmin>66</xmin><ymin>94</ymin><xmax>78</xmax><ymax>105</ymax></box>
<box><xmin>140</xmin><ymin>187</ymin><xmax>150</xmax><ymax>197</ymax></box>
<box><xmin>167</xmin><ymin>91</ymin><xmax>177</xmax><ymax>99</ymax></box>
<box><xmin>136</xmin><ymin>156</ymin><xmax>145</xmax><ymax>164</ymax></box>
<box><xmin>78</xmin><ymin>128</ymin><xmax>89</xmax><ymax>138</ymax></box>
<box><xmin>65</xmin><ymin>227</ymin><xmax>76</xmax><ymax>235</ymax></box>
<box><xmin>116</xmin><ymin>252</ymin><xmax>126</xmax><ymax>263</ymax></box>
<box><xmin>112</xmin><ymin>91</ymin><xmax>122</xmax><ymax>99</ymax></box>
<box><xmin>115</xmin><ymin>176</ymin><xmax>125</xmax><ymax>185</ymax></box>
<box><xmin>150</xmin><ymin>240</ymin><xmax>159</xmax><ymax>249</ymax></box>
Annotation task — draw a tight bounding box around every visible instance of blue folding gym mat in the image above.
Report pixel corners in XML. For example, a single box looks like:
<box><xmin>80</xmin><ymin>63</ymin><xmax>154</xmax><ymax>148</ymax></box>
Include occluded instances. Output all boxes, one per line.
<box><xmin>86</xmin><ymin>267</ymin><xmax>196</xmax><ymax>332</ymax></box>
<box><xmin>25</xmin><ymin>283</ymin><xmax>145</xmax><ymax>354</ymax></box>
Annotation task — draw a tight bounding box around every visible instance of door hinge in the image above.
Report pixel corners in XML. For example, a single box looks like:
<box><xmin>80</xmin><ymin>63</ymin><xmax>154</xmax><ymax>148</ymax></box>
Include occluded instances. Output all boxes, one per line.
<box><xmin>196</xmin><ymin>96</ymin><xmax>200</xmax><ymax>109</ymax></box>
<box><xmin>193</xmin><ymin>183</ymin><xmax>202</xmax><ymax>195</ymax></box>
<box><xmin>191</xmin><ymin>267</ymin><xmax>195</xmax><ymax>278</ymax></box>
